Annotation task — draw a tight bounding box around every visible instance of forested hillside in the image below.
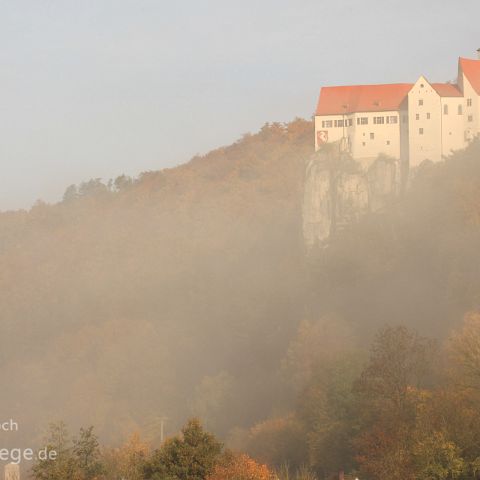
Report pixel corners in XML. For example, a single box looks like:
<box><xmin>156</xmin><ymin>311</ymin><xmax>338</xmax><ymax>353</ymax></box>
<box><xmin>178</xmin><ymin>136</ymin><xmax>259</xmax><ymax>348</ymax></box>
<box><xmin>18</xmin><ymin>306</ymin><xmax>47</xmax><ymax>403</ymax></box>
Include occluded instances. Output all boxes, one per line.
<box><xmin>307</xmin><ymin>142</ymin><xmax>480</xmax><ymax>339</ymax></box>
<box><xmin>0</xmin><ymin>120</ymin><xmax>312</xmax><ymax>446</ymax></box>
<box><xmin>1</xmin><ymin>118</ymin><xmax>480</xmax><ymax>479</ymax></box>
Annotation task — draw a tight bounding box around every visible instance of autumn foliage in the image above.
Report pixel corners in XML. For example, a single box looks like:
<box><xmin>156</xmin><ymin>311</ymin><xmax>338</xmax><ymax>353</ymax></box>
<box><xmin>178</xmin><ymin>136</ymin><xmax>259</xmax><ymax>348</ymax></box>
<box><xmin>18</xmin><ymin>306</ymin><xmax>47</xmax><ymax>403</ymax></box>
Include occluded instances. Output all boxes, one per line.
<box><xmin>208</xmin><ymin>453</ymin><xmax>275</xmax><ymax>480</ymax></box>
<box><xmin>4</xmin><ymin>121</ymin><xmax>480</xmax><ymax>480</ymax></box>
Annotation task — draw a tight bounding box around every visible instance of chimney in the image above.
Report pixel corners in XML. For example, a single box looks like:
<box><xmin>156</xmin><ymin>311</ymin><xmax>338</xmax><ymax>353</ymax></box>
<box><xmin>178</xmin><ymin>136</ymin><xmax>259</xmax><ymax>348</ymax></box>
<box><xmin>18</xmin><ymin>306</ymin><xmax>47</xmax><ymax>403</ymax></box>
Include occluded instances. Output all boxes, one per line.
<box><xmin>477</xmin><ymin>48</ymin><xmax>480</xmax><ymax>60</ymax></box>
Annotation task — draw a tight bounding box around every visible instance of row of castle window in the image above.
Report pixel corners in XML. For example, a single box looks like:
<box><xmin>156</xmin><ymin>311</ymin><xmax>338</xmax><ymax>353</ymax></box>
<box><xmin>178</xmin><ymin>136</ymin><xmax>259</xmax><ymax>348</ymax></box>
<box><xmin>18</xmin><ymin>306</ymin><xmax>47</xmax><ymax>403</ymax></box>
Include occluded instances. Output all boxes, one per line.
<box><xmin>321</xmin><ymin>116</ymin><xmax>398</xmax><ymax>128</ymax></box>
<box><xmin>322</xmin><ymin>101</ymin><xmax>474</xmax><ymax>130</ymax></box>
<box><xmin>358</xmin><ymin>115</ymin><xmax>398</xmax><ymax>125</ymax></box>
<box><xmin>443</xmin><ymin>105</ymin><xmax>463</xmax><ymax>115</ymax></box>
<box><xmin>320</xmin><ymin>108</ymin><xmax>474</xmax><ymax>129</ymax></box>
<box><xmin>419</xmin><ymin>99</ymin><xmax>473</xmax><ymax>108</ymax></box>
<box><xmin>418</xmin><ymin>127</ymin><xmax>473</xmax><ymax>135</ymax></box>
<box><xmin>373</xmin><ymin>116</ymin><xmax>398</xmax><ymax>124</ymax></box>
<box><xmin>416</xmin><ymin>113</ymin><xmax>431</xmax><ymax>120</ymax></box>
<box><xmin>361</xmin><ymin>134</ymin><xmax>391</xmax><ymax>146</ymax></box>
<box><xmin>321</xmin><ymin>119</ymin><xmax>354</xmax><ymax>128</ymax></box>
<box><xmin>416</xmin><ymin>110</ymin><xmax>474</xmax><ymax>121</ymax></box>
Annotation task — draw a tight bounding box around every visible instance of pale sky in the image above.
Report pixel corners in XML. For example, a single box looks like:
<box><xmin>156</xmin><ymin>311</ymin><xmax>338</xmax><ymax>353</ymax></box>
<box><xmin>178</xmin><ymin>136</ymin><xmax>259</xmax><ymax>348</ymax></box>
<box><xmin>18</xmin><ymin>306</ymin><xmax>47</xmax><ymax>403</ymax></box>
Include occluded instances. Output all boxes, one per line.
<box><xmin>1</xmin><ymin>0</ymin><xmax>479</xmax><ymax>210</ymax></box>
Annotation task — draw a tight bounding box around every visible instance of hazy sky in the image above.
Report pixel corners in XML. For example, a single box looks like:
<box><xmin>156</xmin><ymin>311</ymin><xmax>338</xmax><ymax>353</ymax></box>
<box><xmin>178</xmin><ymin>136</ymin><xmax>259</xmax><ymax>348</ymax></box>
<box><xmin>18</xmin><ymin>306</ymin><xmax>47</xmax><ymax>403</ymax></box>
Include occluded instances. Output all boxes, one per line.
<box><xmin>1</xmin><ymin>0</ymin><xmax>479</xmax><ymax>210</ymax></box>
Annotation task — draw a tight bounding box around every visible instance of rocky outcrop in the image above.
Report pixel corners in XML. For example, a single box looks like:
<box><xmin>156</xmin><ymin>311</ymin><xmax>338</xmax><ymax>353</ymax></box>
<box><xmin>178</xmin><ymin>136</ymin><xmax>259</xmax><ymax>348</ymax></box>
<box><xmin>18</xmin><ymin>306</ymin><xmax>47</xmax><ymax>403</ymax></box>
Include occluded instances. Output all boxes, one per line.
<box><xmin>336</xmin><ymin>172</ymin><xmax>369</xmax><ymax>229</ymax></box>
<box><xmin>303</xmin><ymin>145</ymin><xmax>400</xmax><ymax>248</ymax></box>
<box><xmin>303</xmin><ymin>158</ymin><xmax>333</xmax><ymax>246</ymax></box>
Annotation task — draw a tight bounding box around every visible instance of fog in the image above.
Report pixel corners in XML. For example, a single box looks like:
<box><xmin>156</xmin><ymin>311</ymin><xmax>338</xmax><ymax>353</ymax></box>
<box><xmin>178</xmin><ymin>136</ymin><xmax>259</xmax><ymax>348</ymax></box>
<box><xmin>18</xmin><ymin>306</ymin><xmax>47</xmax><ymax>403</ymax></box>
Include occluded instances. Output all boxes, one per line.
<box><xmin>1</xmin><ymin>118</ymin><xmax>480</xmax><ymax>461</ymax></box>
<box><xmin>2</xmin><ymin>3</ymin><xmax>480</xmax><ymax>479</ymax></box>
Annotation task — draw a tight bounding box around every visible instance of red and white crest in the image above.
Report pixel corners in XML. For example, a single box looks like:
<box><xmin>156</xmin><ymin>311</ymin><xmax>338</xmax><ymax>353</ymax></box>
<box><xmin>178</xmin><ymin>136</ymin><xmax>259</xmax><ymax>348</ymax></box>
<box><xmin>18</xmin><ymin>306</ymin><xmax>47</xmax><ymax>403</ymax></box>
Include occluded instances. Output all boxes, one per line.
<box><xmin>317</xmin><ymin>130</ymin><xmax>328</xmax><ymax>145</ymax></box>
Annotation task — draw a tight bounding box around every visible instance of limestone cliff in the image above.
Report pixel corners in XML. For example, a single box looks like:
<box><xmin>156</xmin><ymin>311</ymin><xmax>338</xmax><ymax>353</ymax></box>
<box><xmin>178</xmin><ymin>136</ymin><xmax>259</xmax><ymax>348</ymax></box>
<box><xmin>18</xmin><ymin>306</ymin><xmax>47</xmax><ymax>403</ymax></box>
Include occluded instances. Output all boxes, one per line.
<box><xmin>303</xmin><ymin>144</ymin><xmax>401</xmax><ymax>247</ymax></box>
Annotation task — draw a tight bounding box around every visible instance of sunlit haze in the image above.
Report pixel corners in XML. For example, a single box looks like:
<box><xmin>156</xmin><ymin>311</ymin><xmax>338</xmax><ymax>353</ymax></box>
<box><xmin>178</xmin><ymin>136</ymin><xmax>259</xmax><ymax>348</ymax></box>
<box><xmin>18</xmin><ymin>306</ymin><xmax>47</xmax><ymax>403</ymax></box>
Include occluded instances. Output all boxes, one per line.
<box><xmin>1</xmin><ymin>0</ymin><xmax>479</xmax><ymax>209</ymax></box>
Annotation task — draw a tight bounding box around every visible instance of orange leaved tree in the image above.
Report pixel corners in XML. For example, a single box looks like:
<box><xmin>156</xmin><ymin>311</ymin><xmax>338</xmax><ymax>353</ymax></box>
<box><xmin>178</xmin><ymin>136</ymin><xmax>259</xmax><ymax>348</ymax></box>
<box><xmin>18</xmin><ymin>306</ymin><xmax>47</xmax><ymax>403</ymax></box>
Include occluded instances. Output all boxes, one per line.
<box><xmin>208</xmin><ymin>453</ymin><xmax>276</xmax><ymax>480</ymax></box>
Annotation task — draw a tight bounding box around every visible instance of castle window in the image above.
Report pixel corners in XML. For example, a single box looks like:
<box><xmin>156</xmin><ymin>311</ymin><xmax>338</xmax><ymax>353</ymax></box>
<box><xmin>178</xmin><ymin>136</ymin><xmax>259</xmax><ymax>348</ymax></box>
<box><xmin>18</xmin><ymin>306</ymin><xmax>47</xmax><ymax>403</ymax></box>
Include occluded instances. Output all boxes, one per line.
<box><xmin>373</xmin><ymin>116</ymin><xmax>385</xmax><ymax>124</ymax></box>
<box><xmin>334</xmin><ymin>119</ymin><xmax>344</xmax><ymax>128</ymax></box>
<box><xmin>467</xmin><ymin>98</ymin><xmax>473</xmax><ymax>107</ymax></box>
<box><xmin>416</xmin><ymin>114</ymin><xmax>420</xmax><ymax>120</ymax></box>
<box><xmin>419</xmin><ymin>128</ymin><xmax>424</xmax><ymax>135</ymax></box>
<box><xmin>347</xmin><ymin>119</ymin><xmax>353</xmax><ymax>127</ymax></box>
<box><xmin>468</xmin><ymin>115</ymin><xmax>473</xmax><ymax>122</ymax></box>
<box><xmin>370</xmin><ymin>133</ymin><xmax>375</xmax><ymax>140</ymax></box>
<box><xmin>427</xmin><ymin>113</ymin><xmax>431</xmax><ymax>119</ymax></box>
<box><xmin>444</xmin><ymin>105</ymin><xmax>449</xmax><ymax>115</ymax></box>
<box><xmin>458</xmin><ymin>105</ymin><xmax>463</xmax><ymax>115</ymax></box>
<box><xmin>418</xmin><ymin>99</ymin><xmax>424</xmax><ymax>106</ymax></box>
<box><xmin>386</xmin><ymin>116</ymin><xmax>398</xmax><ymax>124</ymax></box>
<box><xmin>362</xmin><ymin>142</ymin><xmax>366</xmax><ymax>146</ymax></box>
<box><xmin>386</xmin><ymin>140</ymin><xmax>390</xmax><ymax>145</ymax></box>
<box><xmin>322</xmin><ymin>120</ymin><xmax>333</xmax><ymax>128</ymax></box>
<box><xmin>357</xmin><ymin>117</ymin><xmax>368</xmax><ymax>125</ymax></box>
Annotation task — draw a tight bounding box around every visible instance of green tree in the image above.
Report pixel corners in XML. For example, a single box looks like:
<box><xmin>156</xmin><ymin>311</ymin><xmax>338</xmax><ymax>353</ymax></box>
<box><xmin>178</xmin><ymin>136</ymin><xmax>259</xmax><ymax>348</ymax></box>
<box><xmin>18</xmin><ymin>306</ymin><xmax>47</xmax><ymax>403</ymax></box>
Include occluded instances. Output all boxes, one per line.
<box><xmin>114</xmin><ymin>174</ymin><xmax>133</xmax><ymax>192</ymax></box>
<box><xmin>73</xmin><ymin>426</ymin><xmax>104</xmax><ymax>480</ymax></box>
<box><xmin>145</xmin><ymin>418</ymin><xmax>222</xmax><ymax>480</ymax></box>
<box><xmin>78</xmin><ymin>178</ymin><xmax>108</xmax><ymax>197</ymax></box>
<box><xmin>32</xmin><ymin>422</ymin><xmax>76</xmax><ymax>480</ymax></box>
<box><xmin>63</xmin><ymin>184</ymin><xmax>78</xmax><ymax>202</ymax></box>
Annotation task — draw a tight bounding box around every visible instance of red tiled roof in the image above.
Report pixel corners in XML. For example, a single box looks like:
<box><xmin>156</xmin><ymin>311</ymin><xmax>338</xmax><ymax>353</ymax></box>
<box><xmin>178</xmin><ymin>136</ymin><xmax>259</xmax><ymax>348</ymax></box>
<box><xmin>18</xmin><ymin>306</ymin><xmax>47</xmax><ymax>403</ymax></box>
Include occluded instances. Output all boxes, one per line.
<box><xmin>459</xmin><ymin>57</ymin><xmax>480</xmax><ymax>95</ymax></box>
<box><xmin>315</xmin><ymin>83</ymin><xmax>412</xmax><ymax>116</ymax></box>
<box><xmin>431</xmin><ymin>83</ymin><xmax>462</xmax><ymax>97</ymax></box>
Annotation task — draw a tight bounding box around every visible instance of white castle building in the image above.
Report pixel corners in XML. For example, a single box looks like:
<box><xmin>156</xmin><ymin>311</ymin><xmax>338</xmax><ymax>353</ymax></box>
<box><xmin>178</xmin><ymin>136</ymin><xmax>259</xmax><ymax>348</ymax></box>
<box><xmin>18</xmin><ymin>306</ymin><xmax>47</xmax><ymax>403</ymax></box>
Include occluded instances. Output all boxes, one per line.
<box><xmin>314</xmin><ymin>53</ymin><xmax>480</xmax><ymax>169</ymax></box>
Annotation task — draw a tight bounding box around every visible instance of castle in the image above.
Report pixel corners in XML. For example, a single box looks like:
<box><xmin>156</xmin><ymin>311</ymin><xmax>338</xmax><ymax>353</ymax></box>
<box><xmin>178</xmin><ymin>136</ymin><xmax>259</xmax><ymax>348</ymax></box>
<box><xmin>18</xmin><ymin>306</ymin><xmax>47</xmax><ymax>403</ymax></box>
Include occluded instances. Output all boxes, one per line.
<box><xmin>314</xmin><ymin>52</ymin><xmax>480</xmax><ymax>170</ymax></box>
<box><xmin>304</xmin><ymin>52</ymin><xmax>480</xmax><ymax>247</ymax></box>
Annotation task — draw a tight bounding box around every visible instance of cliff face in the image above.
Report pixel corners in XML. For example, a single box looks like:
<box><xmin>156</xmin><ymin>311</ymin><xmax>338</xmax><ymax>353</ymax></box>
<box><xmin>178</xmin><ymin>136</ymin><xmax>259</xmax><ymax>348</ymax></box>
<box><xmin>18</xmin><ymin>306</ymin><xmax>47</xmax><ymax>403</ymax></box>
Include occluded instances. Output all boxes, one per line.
<box><xmin>303</xmin><ymin>145</ymin><xmax>401</xmax><ymax>247</ymax></box>
<box><xmin>303</xmin><ymin>159</ymin><xmax>332</xmax><ymax>246</ymax></box>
